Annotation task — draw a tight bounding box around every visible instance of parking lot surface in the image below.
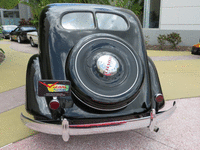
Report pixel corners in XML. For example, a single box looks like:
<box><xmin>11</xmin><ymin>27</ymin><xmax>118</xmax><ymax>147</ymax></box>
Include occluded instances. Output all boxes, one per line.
<box><xmin>0</xmin><ymin>40</ymin><xmax>199</xmax><ymax>149</ymax></box>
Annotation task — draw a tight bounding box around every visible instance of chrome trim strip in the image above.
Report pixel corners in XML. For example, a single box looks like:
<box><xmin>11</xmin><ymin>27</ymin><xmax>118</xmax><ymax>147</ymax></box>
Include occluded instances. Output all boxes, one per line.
<box><xmin>21</xmin><ymin>102</ymin><xmax>176</xmax><ymax>142</ymax></box>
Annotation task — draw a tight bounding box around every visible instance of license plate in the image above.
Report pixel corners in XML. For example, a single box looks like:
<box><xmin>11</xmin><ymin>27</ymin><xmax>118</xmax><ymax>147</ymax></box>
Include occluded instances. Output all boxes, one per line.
<box><xmin>38</xmin><ymin>80</ymin><xmax>71</xmax><ymax>97</ymax></box>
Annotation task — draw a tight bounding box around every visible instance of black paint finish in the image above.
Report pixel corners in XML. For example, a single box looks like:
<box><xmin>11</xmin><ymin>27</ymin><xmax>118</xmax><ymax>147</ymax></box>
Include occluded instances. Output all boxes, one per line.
<box><xmin>26</xmin><ymin>3</ymin><xmax>164</xmax><ymax>122</ymax></box>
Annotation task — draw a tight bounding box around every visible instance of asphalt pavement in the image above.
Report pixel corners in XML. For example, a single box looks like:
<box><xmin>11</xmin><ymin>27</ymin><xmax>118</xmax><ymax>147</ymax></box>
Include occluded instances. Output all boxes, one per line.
<box><xmin>0</xmin><ymin>40</ymin><xmax>200</xmax><ymax>150</ymax></box>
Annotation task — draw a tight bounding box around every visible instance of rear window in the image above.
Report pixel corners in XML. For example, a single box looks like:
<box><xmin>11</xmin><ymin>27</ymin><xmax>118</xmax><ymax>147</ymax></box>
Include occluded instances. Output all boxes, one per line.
<box><xmin>21</xmin><ymin>27</ymin><xmax>36</xmax><ymax>31</ymax></box>
<box><xmin>96</xmin><ymin>13</ymin><xmax>128</xmax><ymax>31</ymax></box>
<box><xmin>61</xmin><ymin>12</ymin><xmax>95</xmax><ymax>30</ymax></box>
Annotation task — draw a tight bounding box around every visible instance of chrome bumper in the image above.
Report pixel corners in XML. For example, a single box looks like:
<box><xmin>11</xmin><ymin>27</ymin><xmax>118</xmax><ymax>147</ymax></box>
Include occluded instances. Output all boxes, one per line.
<box><xmin>21</xmin><ymin>102</ymin><xmax>176</xmax><ymax>142</ymax></box>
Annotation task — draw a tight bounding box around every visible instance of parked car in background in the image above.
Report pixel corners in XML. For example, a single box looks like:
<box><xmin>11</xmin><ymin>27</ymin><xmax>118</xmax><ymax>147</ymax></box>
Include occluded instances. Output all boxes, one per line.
<box><xmin>21</xmin><ymin>3</ymin><xmax>176</xmax><ymax>142</ymax></box>
<box><xmin>0</xmin><ymin>25</ymin><xmax>17</xmax><ymax>39</ymax></box>
<box><xmin>27</xmin><ymin>31</ymin><xmax>38</xmax><ymax>47</ymax></box>
<box><xmin>191</xmin><ymin>43</ymin><xmax>200</xmax><ymax>55</ymax></box>
<box><xmin>9</xmin><ymin>26</ymin><xmax>37</xmax><ymax>43</ymax></box>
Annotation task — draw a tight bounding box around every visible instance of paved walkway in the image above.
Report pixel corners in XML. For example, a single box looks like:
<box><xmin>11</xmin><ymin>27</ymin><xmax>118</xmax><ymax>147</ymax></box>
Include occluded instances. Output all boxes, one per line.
<box><xmin>0</xmin><ymin>40</ymin><xmax>199</xmax><ymax>149</ymax></box>
<box><xmin>0</xmin><ymin>40</ymin><xmax>39</xmax><ymax>54</ymax></box>
<box><xmin>1</xmin><ymin>99</ymin><xmax>200</xmax><ymax>150</ymax></box>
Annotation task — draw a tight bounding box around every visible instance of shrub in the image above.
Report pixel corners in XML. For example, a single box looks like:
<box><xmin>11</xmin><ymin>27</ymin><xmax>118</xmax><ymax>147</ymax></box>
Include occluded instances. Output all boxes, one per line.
<box><xmin>19</xmin><ymin>18</ymin><xmax>33</xmax><ymax>26</ymax></box>
<box><xmin>166</xmin><ymin>32</ymin><xmax>182</xmax><ymax>49</ymax></box>
<box><xmin>157</xmin><ymin>34</ymin><xmax>167</xmax><ymax>50</ymax></box>
<box><xmin>145</xmin><ymin>35</ymin><xmax>150</xmax><ymax>47</ymax></box>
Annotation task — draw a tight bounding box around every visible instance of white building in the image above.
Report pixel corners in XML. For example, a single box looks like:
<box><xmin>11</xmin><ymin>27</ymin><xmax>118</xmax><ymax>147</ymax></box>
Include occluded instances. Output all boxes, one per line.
<box><xmin>0</xmin><ymin>3</ymin><xmax>31</xmax><ymax>26</ymax></box>
<box><xmin>1</xmin><ymin>0</ymin><xmax>199</xmax><ymax>46</ymax></box>
<box><xmin>143</xmin><ymin>0</ymin><xmax>200</xmax><ymax>46</ymax></box>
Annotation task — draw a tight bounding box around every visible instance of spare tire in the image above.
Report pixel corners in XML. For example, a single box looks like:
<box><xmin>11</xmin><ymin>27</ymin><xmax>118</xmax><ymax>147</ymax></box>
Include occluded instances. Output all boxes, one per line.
<box><xmin>66</xmin><ymin>35</ymin><xmax>144</xmax><ymax>111</ymax></box>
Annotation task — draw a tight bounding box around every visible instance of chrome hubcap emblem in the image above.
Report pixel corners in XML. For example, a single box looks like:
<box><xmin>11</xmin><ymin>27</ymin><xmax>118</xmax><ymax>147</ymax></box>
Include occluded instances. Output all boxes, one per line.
<box><xmin>96</xmin><ymin>55</ymin><xmax>119</xmax><ymax>76</ymax></box>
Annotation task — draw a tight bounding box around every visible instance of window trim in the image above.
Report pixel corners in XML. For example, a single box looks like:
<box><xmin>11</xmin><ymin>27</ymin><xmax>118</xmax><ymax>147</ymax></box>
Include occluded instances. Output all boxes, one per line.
<box><xmin>60</xmin><ymin>11</ymin><xmax>130</xmax><ymax>31</ymax></box>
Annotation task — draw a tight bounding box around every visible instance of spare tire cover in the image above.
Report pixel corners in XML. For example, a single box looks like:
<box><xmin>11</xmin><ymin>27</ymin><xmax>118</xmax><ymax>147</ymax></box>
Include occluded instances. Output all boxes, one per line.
<box><xmin>66</xmin><ymin>36</ymin><xmax>144</xmax><ymax>111</ymax></box>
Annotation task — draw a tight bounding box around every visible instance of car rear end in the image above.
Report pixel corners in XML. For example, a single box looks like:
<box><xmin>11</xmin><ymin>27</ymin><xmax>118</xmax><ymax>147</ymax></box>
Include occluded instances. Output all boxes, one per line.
<box><xmin>21</xmin><ymin>3</ymin><xmax>176</xmax><ymax>142</ymax></box>
<box><xmin>20</xmin><ymin>26</ymin><xmax>37</xmax><ymax>41</ymax></box>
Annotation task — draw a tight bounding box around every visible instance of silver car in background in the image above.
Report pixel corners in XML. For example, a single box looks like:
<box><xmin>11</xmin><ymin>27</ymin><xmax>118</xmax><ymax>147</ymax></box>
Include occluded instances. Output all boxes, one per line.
<box><xmin>27</xmin><ymin>31</ymin><xmax>38</xmax><ymax>47</ymax></box>
<box><xmin>0</xmin><ymin>25</ymin><xmax>17</xmax><ymax>39</ymax></box>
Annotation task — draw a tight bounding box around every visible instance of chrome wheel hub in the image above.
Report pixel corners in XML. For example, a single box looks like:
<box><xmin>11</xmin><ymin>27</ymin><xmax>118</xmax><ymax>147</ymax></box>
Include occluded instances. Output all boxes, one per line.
<box><xmin>96</xmin><ymin>55</ymin><xmax>119</xmax><ymax>76</ymax></box>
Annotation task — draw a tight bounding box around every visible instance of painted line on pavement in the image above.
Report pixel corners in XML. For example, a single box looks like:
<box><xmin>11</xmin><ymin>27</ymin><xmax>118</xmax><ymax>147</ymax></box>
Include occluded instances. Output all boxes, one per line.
<box><xmin>0</xmin><ymin>105</ymin><xmax>36</xmax><ymax>148</ymax></box>
<box><xmin>154</xmin><ymin>59</ymin><xmax>200</xmax><ymax>100</ymax></box>
<box><xmin>147</xmin><ymin>50</ymin><xmax>191</xmax><ymax>57</ymax></box>
<box><xmin>0</xmin><ymin>44</ymin><xmax>32</xmax><ymax>93</ymax></box>
<box><xmin>0</xmin><ymin>143</ymin><xmax>13</xmax><ymax>149</ymax></box>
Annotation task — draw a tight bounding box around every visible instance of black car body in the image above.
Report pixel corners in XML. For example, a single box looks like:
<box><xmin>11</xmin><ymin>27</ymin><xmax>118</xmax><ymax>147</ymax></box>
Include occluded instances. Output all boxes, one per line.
<box><xmin>0</xmin><ymin>25</ymin><xmax>17</xmax><ymax>39</ymax></box>
<box><xmin>9</xmin><ymin>26</ymin><xmax>37</xmax><ymax>43</ymax></box>
<box><xmin>21</xmin><ymin>3</ymin><xmax>176</xmax><ymax>141</ymax></box>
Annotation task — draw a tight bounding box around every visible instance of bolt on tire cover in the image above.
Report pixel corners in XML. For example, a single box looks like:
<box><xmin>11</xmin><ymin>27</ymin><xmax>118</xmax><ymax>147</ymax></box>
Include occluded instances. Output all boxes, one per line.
<box><xmin>66</xmin><ymin>36</ymin><xmax>144</xmax><ymax>111</ymax></box>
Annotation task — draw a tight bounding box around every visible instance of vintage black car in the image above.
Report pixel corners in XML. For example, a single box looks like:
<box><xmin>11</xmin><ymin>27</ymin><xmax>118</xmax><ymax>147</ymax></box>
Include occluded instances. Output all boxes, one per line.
<box><xmin>21</xmin><ymin>3</ymin><xmax>176</xmax><ymax>142</ymax></box>
<box><xmin>9</xmin><ymin>26</ymin><xmax>37</xmax><ymax>43</ymax></box>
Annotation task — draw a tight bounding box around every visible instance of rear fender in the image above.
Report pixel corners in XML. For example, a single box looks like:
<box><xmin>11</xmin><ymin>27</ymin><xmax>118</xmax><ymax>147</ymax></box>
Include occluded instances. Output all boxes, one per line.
<box><xmin>148</xmin><ymin>57</ymin><xmax>165</xmax><ymax>111</ymax></box>
<box><xmin>26</xmin><ymin>54</ymin><xmax>52</xmax><ymax>119</ymax></box>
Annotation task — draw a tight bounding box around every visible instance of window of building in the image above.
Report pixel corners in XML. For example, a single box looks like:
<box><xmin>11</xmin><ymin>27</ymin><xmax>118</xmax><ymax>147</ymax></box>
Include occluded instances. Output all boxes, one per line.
<box><xmin>4</xmin><ymin>11</ymin><xmax>14</xmax><ymax>18</ymax></box>
<box><xmin>3</xmin><ymin>11</ymin><xmax>20</xmax><ymax>25</ymax></box>
<box><xmin>13</xmin><ymin>11</ymin><xmax>19</xmax><ymax>18</ymax></box>
<box><xmin>3</xmin><ymin>11</ymin><xmax>19</xmax><ymax>18</ymax></box>
<box><xmin>143</xmin><ymin>0</ymin><xmax>160</xmax><ymax>28</ymax></box>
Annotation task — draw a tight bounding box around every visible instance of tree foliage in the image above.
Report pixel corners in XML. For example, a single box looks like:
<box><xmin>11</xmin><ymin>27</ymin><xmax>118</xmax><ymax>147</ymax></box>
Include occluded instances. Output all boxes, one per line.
<box><xmin>19</xmin><ymin>0</ymin><xmax>143</xmax><ymax>28</ymax></box>
<box><xmin>19</xmin><ymin>0</ymin><xmax>76</xmax><ymax>28</ymax></box>
<box><xmin>0</xmin><ymin>0</ymin><xmax>19</xmax><ymax>9</ymax></box>
<box><xmin>113</xmin><ymin>0</ymin><xmax>143</xmax><ymax>16</ymax></box>
<box><xmin>157</xmin><ymin>34</ymin><xmax>167</xmax><ymax>50</ymax></box>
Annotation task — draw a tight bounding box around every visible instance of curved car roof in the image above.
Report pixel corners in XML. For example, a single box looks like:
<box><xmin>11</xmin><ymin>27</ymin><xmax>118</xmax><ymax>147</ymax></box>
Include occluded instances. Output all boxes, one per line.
<box><xmin>47</xmin><ymin>3</ymin><xmax>133</xmax><ymax>15</ymax></box>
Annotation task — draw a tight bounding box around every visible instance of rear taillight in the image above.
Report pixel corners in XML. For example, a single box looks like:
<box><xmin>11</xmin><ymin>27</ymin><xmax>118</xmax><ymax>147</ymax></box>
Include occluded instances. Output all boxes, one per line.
<box><xmin>49</xmin><ymin>97</ymin><xmax>60</xmax><ymax>110</ymax></box>
<box><xmin>155</xmin><ymin>94</ymin><xmax>164</xmax><ymax>103</ymax></box>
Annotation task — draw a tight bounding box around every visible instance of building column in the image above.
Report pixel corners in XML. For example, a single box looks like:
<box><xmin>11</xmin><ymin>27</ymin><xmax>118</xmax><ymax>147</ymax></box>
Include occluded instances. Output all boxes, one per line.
<box><xmin>143</xmin><ymin>0</ymin><xmax>151</xmax><ymax>28</ymax></box>
<box><xmin>0</xmin><ymin>10</ymin><xmax>3</xmax><ymax>25</ymax></box>
<box><xmin>26</xmin><ymin>0</ymin><xmax>32</xmax><ymax>19</ymax></box>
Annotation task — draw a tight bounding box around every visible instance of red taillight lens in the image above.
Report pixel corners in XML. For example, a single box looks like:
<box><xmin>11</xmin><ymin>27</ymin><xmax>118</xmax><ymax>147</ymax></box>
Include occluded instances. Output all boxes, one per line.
<box><xmin>49</xmin><ymin>99</ymin><xmax>60</xmax><ymax>110</ymax></box>
<box><xmin>155</xmin><ymin>94</ymin><xmax>164</xmax><ymax>103</ymax></box>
